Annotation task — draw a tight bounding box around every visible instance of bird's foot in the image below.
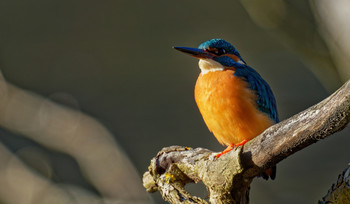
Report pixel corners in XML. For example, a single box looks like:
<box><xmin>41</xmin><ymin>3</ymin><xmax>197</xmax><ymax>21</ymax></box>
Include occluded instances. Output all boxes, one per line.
<box><xmin>215</xmin><ymin>144</ymin><xmax>234</xmax><ymax>158</ymax></box>
<box><xmin>234</xmin><ymin>139</ymin><xmax>248</xmax><ymax>147</ymax></box>
<box><xmin>215</xmin><ymin>139</ymin><xmax>248</xmax><ymax>159</ymax></box>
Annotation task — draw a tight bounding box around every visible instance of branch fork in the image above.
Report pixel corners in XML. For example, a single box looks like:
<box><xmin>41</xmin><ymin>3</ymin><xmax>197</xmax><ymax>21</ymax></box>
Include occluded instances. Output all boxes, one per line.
<box><xmin>143</xmin><ymin>80</ymin><xmax>350</xmax><ymax>203</ymax></box>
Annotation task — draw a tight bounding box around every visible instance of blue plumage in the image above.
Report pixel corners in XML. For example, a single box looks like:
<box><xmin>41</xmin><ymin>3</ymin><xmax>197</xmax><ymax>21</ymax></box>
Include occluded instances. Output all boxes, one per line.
<box><xmin>174</xmin><ymin>38</ymin><xmax>278</xmax><ymax>180</ymax></box>
<box><xmin>198</xmin><ymin>39</ymin><xmax>279</xmax><ymax>123</ymax></box>
<box><xmin>235</xmin><ymin>66</ymin><xmax>279</xmax><ymax>123</ymax></box>
<box><xmin>198</xmin><ymin>39</ymin><xmax>245</xmax><ymax>63</ymax></box>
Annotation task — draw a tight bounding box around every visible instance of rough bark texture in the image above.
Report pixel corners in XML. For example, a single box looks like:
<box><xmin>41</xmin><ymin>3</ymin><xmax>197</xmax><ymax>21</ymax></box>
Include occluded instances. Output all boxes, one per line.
<box><xmin>143</xmin><ymin>146</ymin><xmax>247</xmax><ymax>203</ymax></box>
<box><xmin>143</xmin><ymin>80</ymin><xmax>350</xmax><ymax>203</ymax></box>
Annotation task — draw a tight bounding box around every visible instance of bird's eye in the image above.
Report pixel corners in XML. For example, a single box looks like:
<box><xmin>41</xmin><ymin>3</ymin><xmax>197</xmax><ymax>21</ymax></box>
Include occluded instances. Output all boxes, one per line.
<box><xmin>206</xmin><ymin>48</ymin><xmax>226</xmax><ymax>56</ymax></box>
<box><xmin>216</xmin><ymin>48</ymin><xmax>226</xmax><ymax>55</ymax></box>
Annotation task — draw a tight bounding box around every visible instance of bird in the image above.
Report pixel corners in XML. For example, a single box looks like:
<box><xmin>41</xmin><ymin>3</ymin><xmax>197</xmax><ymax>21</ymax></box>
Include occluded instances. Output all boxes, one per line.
<box><xmin>174</xmin><ymin>39</ymin><xmax>278</xmax><ymax>180</ymax></box>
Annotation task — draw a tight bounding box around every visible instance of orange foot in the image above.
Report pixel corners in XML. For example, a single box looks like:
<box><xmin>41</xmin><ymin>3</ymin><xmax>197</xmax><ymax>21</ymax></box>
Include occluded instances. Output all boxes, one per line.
<box><xmin>234</xmin><ymin>139</ymin><xmax>248</xmax><ymax>147</ymax></box>
<box><xmin>215</xmin><ymin>139</ymin><xmax>248</xmax><ymax>159</ymax></box>
<box><xmin>215</xmin><ymin>144</ymin><xmax>234</xmax><ymax>158</ymax></box>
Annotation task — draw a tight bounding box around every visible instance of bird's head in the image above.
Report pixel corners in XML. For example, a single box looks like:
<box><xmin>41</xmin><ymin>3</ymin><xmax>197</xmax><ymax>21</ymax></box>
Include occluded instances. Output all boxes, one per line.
<box><xmin>174</xmin><ymin>39</ymin><xmax>246</xmax><ymax>74</ymax></box>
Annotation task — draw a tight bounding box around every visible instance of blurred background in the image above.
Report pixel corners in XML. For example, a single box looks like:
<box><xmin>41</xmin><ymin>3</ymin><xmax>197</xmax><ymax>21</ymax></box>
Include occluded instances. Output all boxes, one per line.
<box><xmin>0</xmin><ymin>0</ymin><xmax>349</xmax><ymax>203</ymax></box>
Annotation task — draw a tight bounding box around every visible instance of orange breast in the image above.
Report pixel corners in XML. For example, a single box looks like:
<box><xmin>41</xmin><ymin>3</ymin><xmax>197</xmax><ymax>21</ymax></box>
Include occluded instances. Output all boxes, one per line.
<box><xmin>194</xmin><ymin>70</ymin><xmax>274</xmax><ymax>146</ymax></box>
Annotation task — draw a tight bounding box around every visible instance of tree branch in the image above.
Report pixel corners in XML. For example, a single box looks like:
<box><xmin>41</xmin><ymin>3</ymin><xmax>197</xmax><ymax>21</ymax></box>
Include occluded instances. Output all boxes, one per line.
<box><xmin>319</xmin><ymin>165</ymin><xmax>350</xmax><ymax>203</ymax></box>
<box><xmin>143</xmin><ymin>79</ymin><xmax>350</xmax><ymax>203</ymax></box>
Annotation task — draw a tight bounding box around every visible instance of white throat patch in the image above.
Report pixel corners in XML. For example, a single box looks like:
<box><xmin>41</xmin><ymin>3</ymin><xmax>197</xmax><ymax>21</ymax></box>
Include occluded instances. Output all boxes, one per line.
<box><xmin>198</xmin><ymin>59</ymin><xmax>224</xmax><ymax>75</ymax></box>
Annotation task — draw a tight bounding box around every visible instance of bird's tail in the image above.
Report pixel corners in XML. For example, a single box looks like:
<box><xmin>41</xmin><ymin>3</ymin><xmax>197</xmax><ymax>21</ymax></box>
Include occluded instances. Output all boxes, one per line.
<box><xmin>261</xmin><ymin>165</ymin><xmax>276</xmax><ymax>180</ymax></box>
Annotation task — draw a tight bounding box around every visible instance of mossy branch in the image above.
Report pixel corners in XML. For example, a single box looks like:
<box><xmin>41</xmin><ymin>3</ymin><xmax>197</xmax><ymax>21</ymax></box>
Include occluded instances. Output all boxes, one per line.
<box><xmin>143</xmin><ymin>79</ymin><xmax>350</xmax><ymax>203</ymax></box>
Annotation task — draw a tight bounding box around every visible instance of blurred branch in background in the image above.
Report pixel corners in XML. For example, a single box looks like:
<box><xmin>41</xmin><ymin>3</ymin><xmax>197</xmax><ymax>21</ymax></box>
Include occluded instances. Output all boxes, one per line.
<box><xmin>0</xmin><ymin>72</ymin><xmax>151</xmax><ymax>204</ymax></box>
<box><xmin>0</xmin><ymin>142</ymin><xmax>102</xmax><ymax>204</ymax></box>
<box><xmin>240</xmin><ymin>0</ymin><xmax>349</xmax><ymax>92</ymax></box>
<box><xmin>310</xmin><ymin>0</ymin><xmax>350</xmax><ymax>83</ymax></box>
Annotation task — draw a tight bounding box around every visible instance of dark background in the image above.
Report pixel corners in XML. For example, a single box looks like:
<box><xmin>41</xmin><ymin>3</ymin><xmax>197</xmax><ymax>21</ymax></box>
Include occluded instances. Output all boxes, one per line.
<box><xmin>0</xmin><ymin>1</ymin><xmax>349</xmax><ymax>203</ymax></box>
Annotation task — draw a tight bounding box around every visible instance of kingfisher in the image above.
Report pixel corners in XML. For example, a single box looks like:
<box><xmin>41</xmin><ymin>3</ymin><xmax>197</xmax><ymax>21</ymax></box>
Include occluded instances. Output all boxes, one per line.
<box><xmin>174</xmin><ymin>39</ymin><xmax>278</xmax><ymax>180</ymax></box>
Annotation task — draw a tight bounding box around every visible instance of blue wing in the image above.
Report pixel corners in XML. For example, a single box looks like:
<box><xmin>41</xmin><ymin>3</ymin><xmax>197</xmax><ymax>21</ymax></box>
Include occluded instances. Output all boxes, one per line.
<box><xmin>234</xmin><ymin>66</ymin><xmax>279</xmax><ymax>123</ymax></box>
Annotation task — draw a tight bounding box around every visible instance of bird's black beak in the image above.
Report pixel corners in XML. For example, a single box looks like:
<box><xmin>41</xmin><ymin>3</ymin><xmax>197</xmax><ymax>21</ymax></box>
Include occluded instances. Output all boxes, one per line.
<box><xmin>173</xmin><ymin>47</ymin><xmax>214</xmax><ymax>59</ymax></box>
